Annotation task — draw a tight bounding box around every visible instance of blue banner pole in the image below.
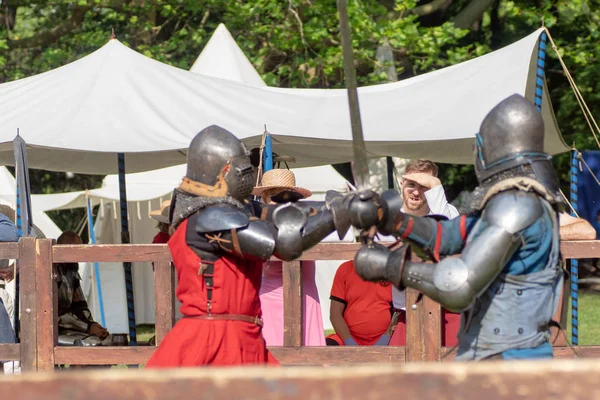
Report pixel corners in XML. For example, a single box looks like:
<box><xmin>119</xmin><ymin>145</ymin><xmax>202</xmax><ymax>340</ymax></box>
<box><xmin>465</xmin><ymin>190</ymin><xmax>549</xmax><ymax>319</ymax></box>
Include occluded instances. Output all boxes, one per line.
<box><xmin>86</xmin><ymin>194</ymin><xmax>106</xmax><ymax>327</ymax></box>
<box><xmin>264</xmin><ymin>134</ymin><xmax>273</xmax><ymax>172</ymax></box>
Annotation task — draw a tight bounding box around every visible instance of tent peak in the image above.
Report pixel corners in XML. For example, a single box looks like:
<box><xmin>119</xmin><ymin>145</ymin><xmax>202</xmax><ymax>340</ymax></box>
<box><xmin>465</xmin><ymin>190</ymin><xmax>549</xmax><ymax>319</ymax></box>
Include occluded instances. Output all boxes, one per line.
<box><xmin>110</xmin><ymin>28</ymin><xmax>116</xmax><ymax>40</ymax></box>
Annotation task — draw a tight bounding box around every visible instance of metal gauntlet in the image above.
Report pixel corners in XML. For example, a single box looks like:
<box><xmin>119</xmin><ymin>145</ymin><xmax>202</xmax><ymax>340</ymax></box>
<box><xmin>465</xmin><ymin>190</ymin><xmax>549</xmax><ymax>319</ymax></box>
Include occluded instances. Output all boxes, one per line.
<box><xmin>353</xmin><ymin>242</ymin><xmax>411</xmax><ymax>288</ymax></box>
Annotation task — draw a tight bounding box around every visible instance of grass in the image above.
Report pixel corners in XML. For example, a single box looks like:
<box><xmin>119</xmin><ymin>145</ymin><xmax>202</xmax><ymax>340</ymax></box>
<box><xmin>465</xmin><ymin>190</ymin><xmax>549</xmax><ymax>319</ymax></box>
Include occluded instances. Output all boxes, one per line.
<box><xmin>136</xmin><ymin>324</ymin><xmax>155</xmax><ymax>343</ymax></box>
<box><xmin>567</xmin><ymin>291</ymin><xmax>600</xmax><ymax>345</ymax></box>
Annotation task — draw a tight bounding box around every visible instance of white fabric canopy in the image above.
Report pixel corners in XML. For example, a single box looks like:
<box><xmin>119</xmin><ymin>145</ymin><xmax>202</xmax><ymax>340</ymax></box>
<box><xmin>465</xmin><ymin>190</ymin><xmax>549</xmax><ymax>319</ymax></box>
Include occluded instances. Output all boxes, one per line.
<box><xmin>0</xmin><ymin>167</ymin><xmax>62</xmax><ymax>239</ymax></box>
<box><xmin>190</xmin><ymin>23</ymin><xmax>266</xmax><ymax>87</ymax></box>
<box><xmin>0</xmin><ymin>28</ymin><xmax>568</xmax><ymax>173</ymax></box>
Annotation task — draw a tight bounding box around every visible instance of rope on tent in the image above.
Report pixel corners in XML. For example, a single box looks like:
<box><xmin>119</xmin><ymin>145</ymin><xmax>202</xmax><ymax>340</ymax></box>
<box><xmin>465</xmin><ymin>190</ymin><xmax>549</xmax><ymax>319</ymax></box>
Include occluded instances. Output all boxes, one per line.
<box><xmin>559</xmin><ymin>151</ymin><xmax>600</xmax><ymax>216</ymax></box>
<box><xmin>543</xmin><ymin>27</ymin><xmax>600</xmax><ymax>150</ymax></box>
<box><xmin>100</xmin><ymin>198</ymin><xmax>105</xmax><ymax>218</ymax></box>
<box><xmin>560</xmin><ymin>190</ymin><xmax>579</xmax><ymax>218</ymax></box>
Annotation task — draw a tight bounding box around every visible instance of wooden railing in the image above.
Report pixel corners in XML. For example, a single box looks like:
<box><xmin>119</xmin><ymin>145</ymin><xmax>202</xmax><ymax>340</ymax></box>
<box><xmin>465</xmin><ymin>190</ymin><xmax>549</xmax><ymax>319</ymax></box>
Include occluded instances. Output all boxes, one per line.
<box><xmin>3</xmin><ymin>360</ymin><xmax>600</xmax><ymax>399</ymax></box>
<box><xmin>1</xmin><ymin>238</ymin><xmax>600</xmax><ymax>371</ymax></box>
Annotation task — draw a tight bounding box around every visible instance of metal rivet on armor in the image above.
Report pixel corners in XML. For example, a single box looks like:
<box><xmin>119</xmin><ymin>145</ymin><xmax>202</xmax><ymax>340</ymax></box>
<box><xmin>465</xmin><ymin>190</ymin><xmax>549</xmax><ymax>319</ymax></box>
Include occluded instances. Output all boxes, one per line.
<box><xmin>206</xmin><ymin>282</ymin><xmax>212</xmax><ymax>287</ymax></box>
<box><xmin>518</xmin><ymin>328</ymin><xmax>524</xmax><ymax>334</ymax></box>
<box><xmin>517</xmin><ymin>290</ymin><xmax>523</xmax><ymax>296</ymax></box>
<box><xmin>493</xmin><ymin>328</ymin><xmax>499</xmax><ymax>334</ymax></box>
<box><xmin>411</xmin><ymin>304</ymin><xmax>417</xmax><ymax>310</ymax></box>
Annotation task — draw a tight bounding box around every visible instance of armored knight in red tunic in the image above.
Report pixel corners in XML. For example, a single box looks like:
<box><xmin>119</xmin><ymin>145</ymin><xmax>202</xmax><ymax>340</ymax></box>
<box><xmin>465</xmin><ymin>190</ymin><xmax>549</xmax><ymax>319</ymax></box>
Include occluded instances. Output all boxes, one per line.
<box><xmin>146</xmin><ymin>125</ymin><xmax>348</xmax><ymax>367</ymax></box>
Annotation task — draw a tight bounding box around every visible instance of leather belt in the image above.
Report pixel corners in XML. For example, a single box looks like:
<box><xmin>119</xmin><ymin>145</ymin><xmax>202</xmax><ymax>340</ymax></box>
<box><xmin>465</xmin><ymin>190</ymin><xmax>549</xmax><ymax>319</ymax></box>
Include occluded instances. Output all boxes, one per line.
<box><xmin>183</xmin><ymin>314</ymin><xmax>263</xmax><ymax>327</ymax></box>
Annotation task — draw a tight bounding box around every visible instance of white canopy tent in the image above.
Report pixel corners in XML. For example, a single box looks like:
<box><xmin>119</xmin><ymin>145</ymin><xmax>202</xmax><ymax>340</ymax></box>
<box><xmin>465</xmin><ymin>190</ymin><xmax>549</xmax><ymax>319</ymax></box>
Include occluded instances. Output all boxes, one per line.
<box><xmin>0</xmin><ymin>28</ymin><xmax>568</xmax><ymax>174</ymax></box>
<box><xmin>0</xmin><ymin>167</ymin><xmax>62</xmax><ymax>239</ymax></box>
<box><xmin>190</xmin><ymin>23</ymin><xmax>267</xmax><ymax>87</ymax></box>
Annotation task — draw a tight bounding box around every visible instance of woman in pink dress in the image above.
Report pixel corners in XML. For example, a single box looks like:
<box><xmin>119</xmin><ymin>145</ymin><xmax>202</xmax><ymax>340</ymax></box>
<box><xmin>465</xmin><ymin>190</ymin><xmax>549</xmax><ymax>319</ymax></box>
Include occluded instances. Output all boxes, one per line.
<box><xmin>253</xmin><ymin>169</ymin><xmax>325</xmax><ymax>346</ymax></box>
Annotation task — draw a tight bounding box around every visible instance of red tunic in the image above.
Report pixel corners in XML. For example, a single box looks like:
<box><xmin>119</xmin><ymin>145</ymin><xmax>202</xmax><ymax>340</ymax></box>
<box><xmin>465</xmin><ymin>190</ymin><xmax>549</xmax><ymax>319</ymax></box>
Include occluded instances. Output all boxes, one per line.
<box><xmin>146</xmin><ymin>218</ymin><xmax>279</xmax><ymax>367</ymax></box>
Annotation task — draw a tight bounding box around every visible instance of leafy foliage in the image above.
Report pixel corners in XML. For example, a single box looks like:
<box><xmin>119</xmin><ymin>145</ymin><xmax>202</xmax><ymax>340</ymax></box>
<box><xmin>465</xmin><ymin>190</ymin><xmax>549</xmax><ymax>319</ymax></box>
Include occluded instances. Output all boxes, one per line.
<box><xmin>0</xmin><ymin>0</ymin><xmax>598</xmax><ymax>220</ymax></box>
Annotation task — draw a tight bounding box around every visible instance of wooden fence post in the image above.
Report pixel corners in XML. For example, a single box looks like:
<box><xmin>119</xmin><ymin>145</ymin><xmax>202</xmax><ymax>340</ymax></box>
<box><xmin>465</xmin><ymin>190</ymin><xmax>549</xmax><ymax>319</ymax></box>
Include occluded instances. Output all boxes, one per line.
<box><xmin>19</xmin><ymin>237</ymin><xmax>37</xmax><ymax>372</ymax></box>
<box><xmin>405</xmin><ymin>252</ymin><xmax>442</xmax><ymax>362</ymax></box>
<box><xmin>36</xmin><ymin>239</ymin><xmax>55</xmax><ymax>371</ymax></box>
<box><xmin>283</xmin><ymin>261</ymin><xmax>303</xmax><ymax>347</ymax></box>
<box><xmin>153</xmin><ymin>261</ymin><xmax>174</xmax><ymax>345</ymax></box>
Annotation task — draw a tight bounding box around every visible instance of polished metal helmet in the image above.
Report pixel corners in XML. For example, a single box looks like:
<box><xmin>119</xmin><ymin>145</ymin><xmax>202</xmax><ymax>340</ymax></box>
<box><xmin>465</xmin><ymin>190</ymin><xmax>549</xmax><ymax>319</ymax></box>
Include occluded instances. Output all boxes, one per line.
<box><xmin>474</xmin><ymin>95</ymin><xmax>560</xmax><ymax>198</ymax></box>
<box><xmin>181</xmin><ymin>125</ymin><xmax>255</xmax><ymax>202</ymax></box>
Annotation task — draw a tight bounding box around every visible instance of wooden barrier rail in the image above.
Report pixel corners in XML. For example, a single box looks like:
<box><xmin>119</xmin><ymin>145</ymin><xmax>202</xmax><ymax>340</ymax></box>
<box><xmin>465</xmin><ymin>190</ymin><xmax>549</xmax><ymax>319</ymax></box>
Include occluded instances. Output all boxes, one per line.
<box><xmin>1</xmin><ymin>238</ymin><xmax>600</xmax><ymax>371</ymax></box>
<box><xmin>3</xmin><ymin>360</ymin><xmax>600</xmax><ymax>399</ymax></box>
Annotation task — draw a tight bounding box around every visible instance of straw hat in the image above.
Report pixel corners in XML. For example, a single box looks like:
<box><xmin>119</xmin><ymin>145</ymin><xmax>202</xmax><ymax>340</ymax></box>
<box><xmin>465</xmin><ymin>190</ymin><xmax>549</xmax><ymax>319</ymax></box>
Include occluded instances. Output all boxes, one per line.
<box><xmin>252</xmin><ymin>169</ymin><xmax>312</xmax><ymax>199</ymax></box>
<box><xmin>149</xmin><ymin>200</ymin><xmax>171</xmax><ymax>224</ymax></box>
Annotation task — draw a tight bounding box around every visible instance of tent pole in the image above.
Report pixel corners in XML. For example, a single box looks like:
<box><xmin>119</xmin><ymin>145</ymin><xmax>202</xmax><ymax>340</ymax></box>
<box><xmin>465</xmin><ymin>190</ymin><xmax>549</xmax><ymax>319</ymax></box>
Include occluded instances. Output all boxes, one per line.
<box><xmin>570</xmin><ymin>151</ymin><xmax>579</xmax><ymax>346</ymax></box>
<box><xmin>117</xmin><ymin>153</ymin><xmax>137</xmax><ymax>346</ymax></box>
<box><xmin>13</xmin><ymin>182</ymin><xmax>20</xmax><ymax>341</ymax></box>
<box><xmin>86</xmin><ymin>193</ymin><xmax>107</xmax><ymax>327</ymax></box>
<box><xmin>533</xmin><ymin>31</ymin><xmax>547</xmax><ymax>112</ymax></box>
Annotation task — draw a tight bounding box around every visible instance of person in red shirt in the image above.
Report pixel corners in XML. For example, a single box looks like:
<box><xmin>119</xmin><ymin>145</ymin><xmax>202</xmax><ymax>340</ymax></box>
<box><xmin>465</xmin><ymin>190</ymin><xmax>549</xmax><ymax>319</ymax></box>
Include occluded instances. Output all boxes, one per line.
<box><xmin>326</xmin><ymin>260</ymin><xmax>393</xmax><ymax>346</ymax></box>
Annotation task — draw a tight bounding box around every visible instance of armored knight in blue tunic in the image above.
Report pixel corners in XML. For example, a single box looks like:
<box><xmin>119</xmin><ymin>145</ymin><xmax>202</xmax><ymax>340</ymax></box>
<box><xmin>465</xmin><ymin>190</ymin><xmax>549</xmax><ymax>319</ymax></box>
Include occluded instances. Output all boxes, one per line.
<box><xmin>345</xmin><ymin>94</ymin><xmax>565</xmax><ymax>361</ymax></box>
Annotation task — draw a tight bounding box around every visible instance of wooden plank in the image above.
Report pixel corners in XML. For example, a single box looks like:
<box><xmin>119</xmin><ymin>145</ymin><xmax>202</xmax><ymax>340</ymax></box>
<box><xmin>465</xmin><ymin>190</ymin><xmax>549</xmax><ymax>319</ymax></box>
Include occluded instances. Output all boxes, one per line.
<box><xmin>560</xmin><ymin>240</ymin><xmax>600</xmax><ymax>259</ymax></box>
<box><xmin>18</xmin><ymin>237</ymin><xmax>37</xmax><ymax>372</ymax></box>
<box><xmin>53</xmin><ymin>244</ymin><xmax>172</xmax><ymax>263</ymax></box>
<box><xmin>5</xmin><ymin>360</ymin><xmax>600</xmax><ymax>399</ymax></box>
<box><xmin>554</xmin><ymin>345</ymin><xmax>600</xmax><ymax>359</ymax></box>
<box><xmin>49</xmin><ymin>241</ymin><xmax>600</xmax><ymax>264</ymax></box>
<box><xmin>550</xmin><ymin>272</ymin><xmax>568</xmax><ymax>347</ymax></box>
<box><xmin>282</xmin><ymin>260</ymin><xmax>302</xmax><ymax>347</ymax></box>
<box><xmin>153</xmin><ymin>261</ymin><xmax>174</xmax><ymax>345</ymax></box>
<box><xmin>422</xmin><ymin>295</ymin><xmax>441</xmax><ymax>361</ymax></box>
<box><xmin>35</xmin><ymin>239</ymin><xmax>55</xmax><ymax>372</ymax></box>
<box><xmin>54</xmin><ymin>347</ymin><xmax>155</xmax><ymax>365</ymax></box>
<box><xmin>0</xmin><ymin>344</ymin><xmax>20</xmax><ymax>361</ymax></box>
<box><xmin>0</xmin><ymin>242</ymin><xmax>20</xmax><ymax>260</ymax></box>
<box><xmin>298</xmin><ymin>242</ymin><xmax>360</xmax><ymax>261</ymax></box>
<box><xmin>269</xmin><ymin>346</ymin><xmax>405</xmax><ymax>365</ymax></box>
<box><xmin>405</xmin><ymin>288</ymin><xmax>423</xmax><ymax>362</ymax></box>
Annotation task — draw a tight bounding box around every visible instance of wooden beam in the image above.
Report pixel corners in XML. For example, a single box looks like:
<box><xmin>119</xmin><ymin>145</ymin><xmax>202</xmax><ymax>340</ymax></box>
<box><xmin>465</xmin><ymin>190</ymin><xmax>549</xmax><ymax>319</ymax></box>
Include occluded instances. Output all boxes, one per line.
<box><xmin>18</xmin><ymin>237</ymin><xmax>37</xmax><ymax>372</ymax></box>
<box><xmin>49</xmin><ymin>241</ymin><xmax>600</xmax><ymax>264</ymax></box>
<box><xmin>48</xmin><ymin>344</ymin><xmax>600</xmax><ymax>368</ymax></box>
<box><xmin>282</xmin><ymin>261</ymin><xmax>303</xmax><ymax>347</ymax></box>
<box><xmin>153</xmin><ymin>261</ymin><xmax>174</xmax><ymax>345</ymax></box>
<box><xmin>0</xmin><ymin>344</ymin><xmax>20</xmax><ymax>361</ymax></box>
<box><xmin>269</xmin><ymin>346</ymin><xmax>405</xmax><ymax>365</ymax></box>
<box><xmin>52</xmin><ymin>244</ymin><xmax>172</xmax><ymax>263</ymax></box>
<box><xmin>54</xmin><ymin>347</ymin><xmax>155</xmax><ymax>365</ymax></box>
<box><xmin>0</xmin><ymin>242</ymin><xmax>20</xmax><ymax>260</ymax></box>
<box><xmin>560</xmin><ymin>240</ymin><xmax>600</xmax><ymax>259</ymax></box>
<box><xmin>35</xmin><ymin>239</ymin><xmax>56</xmax><ymax>372</ymax></box>
<box><xmin>4</xmin><ymin>360</ymin><xmax>600</xmax><ymax>399</ymax></box>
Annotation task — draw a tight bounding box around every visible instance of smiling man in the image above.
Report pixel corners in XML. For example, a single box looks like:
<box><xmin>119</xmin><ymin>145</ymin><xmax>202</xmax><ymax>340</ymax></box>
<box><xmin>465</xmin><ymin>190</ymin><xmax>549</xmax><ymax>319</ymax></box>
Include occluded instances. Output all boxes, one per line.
<box><xmin>389</xmin><ymin>159</ymin><xmax>460</xmax><ymax>347</ymax></box>
<box><xmin>400</xmin><ymin>159</ymin><xmax>458</xmax><ymax>219</ymax></box>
